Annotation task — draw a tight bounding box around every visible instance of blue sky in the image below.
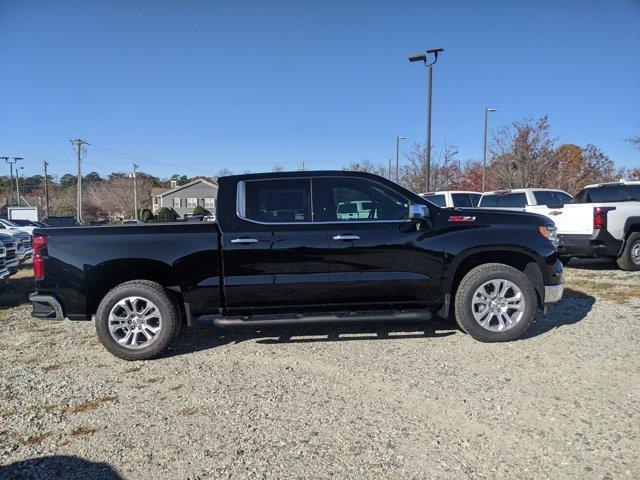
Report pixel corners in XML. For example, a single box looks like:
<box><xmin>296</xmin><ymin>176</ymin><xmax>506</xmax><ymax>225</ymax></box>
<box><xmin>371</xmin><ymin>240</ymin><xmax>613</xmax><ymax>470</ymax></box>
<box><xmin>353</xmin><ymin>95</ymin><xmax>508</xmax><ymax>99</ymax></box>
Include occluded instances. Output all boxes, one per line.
<box><xmin>1</xmin><ymin>0</ymin><xmax>639</xmax><ymax>179</ymax></box>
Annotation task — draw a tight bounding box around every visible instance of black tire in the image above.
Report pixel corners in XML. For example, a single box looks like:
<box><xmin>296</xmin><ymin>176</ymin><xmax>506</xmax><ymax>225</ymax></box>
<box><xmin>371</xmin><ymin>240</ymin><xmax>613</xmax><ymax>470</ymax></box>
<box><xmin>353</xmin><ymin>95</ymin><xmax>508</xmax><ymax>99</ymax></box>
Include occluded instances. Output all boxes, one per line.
<box><xmin>559</xmin><ymin>256</ymin><xmax>572</xmax><ymax>267</ymax></box>
<box><xmin>95</xmin><ymin>280</ymin><xmax>180</xmax><ymax>361</ymax></box>
<box><xmin>454</xmin><ymin>263</ymin><xmax>537</xmax><ymax>342</ymax></box>
<box><xmin>616</xmin><ymin>232</ymin><xmax>640</xmax><ymax>271</ymax></box>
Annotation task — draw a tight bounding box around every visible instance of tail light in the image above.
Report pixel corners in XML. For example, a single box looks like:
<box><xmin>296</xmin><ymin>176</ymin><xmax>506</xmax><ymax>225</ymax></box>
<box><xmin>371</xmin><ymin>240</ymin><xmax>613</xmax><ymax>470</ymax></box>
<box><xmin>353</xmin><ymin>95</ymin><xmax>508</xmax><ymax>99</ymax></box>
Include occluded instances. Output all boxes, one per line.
<box><xmin>593</xmin><ymin>207</ymin><xmax>615</xmax><ymax>230</ymax></box>
<box><xmin>32</xmin><ymin>235</ymin><xmax>48</xmax><ymax>281</ymax></box>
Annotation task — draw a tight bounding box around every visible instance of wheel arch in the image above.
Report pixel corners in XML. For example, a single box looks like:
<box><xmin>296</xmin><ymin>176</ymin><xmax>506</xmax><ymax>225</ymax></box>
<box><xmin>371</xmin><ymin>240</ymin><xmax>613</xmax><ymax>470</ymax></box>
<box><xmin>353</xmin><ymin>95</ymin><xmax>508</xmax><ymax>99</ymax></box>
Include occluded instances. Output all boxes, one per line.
<box><xmin>84</xmin><ymin>259</ymin><xmax>182</xmax><ymax>318</ymax></box>
<box><xmin>623</xmin><ymin>217</ymin><xmax>640</xmax><ymax>237</ymax></box>
<box><xmin>444</xmin><ymin>247</ymin><xmax>545</xmax><ymax>311</ymax></box>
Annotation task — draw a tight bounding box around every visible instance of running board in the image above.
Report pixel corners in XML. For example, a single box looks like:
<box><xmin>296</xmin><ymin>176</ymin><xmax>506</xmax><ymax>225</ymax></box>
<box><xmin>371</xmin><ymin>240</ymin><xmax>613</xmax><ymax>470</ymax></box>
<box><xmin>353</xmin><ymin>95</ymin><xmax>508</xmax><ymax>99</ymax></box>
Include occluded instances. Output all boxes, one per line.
<box><xmin>213</xmin><ymin>309</ymin><xmax>431</xmax><ymax>328</ymax></box>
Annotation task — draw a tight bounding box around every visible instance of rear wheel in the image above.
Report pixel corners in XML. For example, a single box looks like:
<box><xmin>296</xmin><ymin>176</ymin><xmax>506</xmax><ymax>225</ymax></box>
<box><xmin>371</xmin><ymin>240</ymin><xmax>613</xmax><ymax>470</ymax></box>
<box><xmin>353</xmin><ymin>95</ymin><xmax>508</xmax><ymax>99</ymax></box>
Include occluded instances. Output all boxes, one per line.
<box><xmin>95</xmin><ymin>280</ymin><xmax>180</xmax><ymax>360</ymax></box>
<box><xmin>616</xmin><ymin>232</ymin><xmax>640</xmax><ymax>271</ymax></box>
<box><xmin>454</xmin><ymin>263</ymin><xmax>537</xmax><ymax>342</ymax></box>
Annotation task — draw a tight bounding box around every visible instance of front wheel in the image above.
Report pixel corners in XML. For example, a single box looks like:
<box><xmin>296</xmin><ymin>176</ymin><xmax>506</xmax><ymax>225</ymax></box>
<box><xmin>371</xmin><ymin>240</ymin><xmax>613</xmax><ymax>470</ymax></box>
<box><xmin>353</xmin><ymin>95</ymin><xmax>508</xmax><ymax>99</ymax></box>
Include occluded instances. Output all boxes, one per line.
<box><xmin>95</xmin><ymin>280</ymin><xmax>181</xmax><ymax>360</ymax></box>
<box><xmin>454</xmin><ymin>263</ymin><xmax>537</xmax><ymax>342</ymax></box>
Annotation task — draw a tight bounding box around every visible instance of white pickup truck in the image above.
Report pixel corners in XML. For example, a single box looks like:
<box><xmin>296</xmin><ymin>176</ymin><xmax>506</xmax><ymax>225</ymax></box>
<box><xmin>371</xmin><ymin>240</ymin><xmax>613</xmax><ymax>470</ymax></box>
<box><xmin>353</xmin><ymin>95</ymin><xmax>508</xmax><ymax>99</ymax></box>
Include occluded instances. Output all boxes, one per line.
<box><xmin>478</xmin><ymin>188</ymin><xmax>573</xmax><ymax>210</ymax></box>
<box><xmin>528</xmin><ymin>181</ymin><xmax>640</xmax><ymax>271</ymax></box>
<box><xmin>421</xmin><ymin>191</ymin><xmax>482</xmax><ymax>208</ymax></box>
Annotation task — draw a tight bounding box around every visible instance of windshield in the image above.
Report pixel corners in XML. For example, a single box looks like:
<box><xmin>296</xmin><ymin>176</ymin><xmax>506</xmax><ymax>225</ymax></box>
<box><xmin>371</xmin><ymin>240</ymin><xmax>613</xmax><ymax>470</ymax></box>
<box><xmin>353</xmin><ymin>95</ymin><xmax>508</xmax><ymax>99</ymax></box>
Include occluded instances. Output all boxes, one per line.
<box><xmin>1</xmin><ymin>219</ymin><xmax>18</xmax><ymax>227</ymax></box>
<box><xmin>479</xmin><ymin>192</ymin><xmax>527</xmax><ymax>208</ymax></box>
<box><xmin>423</xmin><ymin>194</ymin><xmax>446</xmax><ymax>207</ymax></box>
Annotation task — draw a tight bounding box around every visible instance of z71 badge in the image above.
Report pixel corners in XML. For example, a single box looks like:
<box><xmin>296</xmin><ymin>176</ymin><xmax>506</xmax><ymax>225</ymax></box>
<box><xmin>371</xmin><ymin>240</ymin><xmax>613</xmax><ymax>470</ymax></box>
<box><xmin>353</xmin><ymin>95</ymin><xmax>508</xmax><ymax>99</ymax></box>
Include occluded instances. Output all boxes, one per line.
<box><xmin>448</xmin><ymin>215</ymin><xmax>477</xmax><ymax>222</ymax></box>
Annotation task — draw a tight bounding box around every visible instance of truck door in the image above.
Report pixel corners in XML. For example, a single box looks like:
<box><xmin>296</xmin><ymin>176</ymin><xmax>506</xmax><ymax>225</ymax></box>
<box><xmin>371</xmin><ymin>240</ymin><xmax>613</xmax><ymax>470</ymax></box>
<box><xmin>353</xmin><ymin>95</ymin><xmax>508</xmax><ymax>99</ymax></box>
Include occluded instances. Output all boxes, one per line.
<box><xmin>314</xmin><ymin>177</ymin><xmax>444</xmax><ymax>309</ymax></box>
<box><xmin>221</xmin><ymin>177</ymin><xmax>330</xmax><ymax>312</ymax></box>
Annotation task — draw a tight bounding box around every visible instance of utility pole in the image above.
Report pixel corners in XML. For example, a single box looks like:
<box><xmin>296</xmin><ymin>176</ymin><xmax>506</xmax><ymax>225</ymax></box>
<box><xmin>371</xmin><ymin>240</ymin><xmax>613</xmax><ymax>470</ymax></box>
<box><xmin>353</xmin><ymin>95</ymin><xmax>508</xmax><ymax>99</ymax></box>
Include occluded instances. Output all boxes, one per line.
<box><xmin>409</xmin><ymin>48</ymin><xmax>444</xmax><ymax>192</ymax></box>
<box><xmin>133</xmin><ymin>163</ymin><xmax>139</xmax><ymax>220</ymax></box>
<box><xmin>395</xmin><ymin>136</ymin><xmax>405</xmax><ymax>183</ymax></box>
<box><xmin>482</xmin><ymin>108</ymin><xmax>498</xmax><ymax>192</ymax></box>
<box><xmin>71</xmin><ymin>139</ymin><xmax>86</xmax><ymax>224</ymax></box>
<box><xmin>3</xmin><ymin>157</ymin><xmax>21</xmax><ymax>205</ymax></box>
<box><xmin>16</xmin><ymin>166</ymin><xmax>23</xmax><ymax>206</ymax></box>
<box><xmin>43</xmin><ymin>160</ymin><xmax>50</xmax><ymax>218</ymax></box>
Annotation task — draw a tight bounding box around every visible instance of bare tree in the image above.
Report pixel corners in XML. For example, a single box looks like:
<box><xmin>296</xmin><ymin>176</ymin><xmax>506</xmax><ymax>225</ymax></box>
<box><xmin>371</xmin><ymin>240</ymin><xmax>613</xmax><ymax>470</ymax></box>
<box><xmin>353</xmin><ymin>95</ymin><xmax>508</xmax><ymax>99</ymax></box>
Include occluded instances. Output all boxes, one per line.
<box><xmin>272</xmin><ymin>163</ymin><xmax>284</xmax><ymax>172</ymax></box>
<box><xmin>490</xmin><ymin>115</ymin><xmax>558</xmax><ymax>189</ymax></box>
<box><xmin>211</xmin><ymin>168</ymin><xmax>233</xmax><ymax>182</ymax></box>
<box><xmin>342</xmin><ymin>159</ymin><xmax>388</xmax><ymax>177</ymax></box>
<box><xmin>399</xmin><ymin>142</ymin><xmax>461</xmax><ymax>193</ymax></box>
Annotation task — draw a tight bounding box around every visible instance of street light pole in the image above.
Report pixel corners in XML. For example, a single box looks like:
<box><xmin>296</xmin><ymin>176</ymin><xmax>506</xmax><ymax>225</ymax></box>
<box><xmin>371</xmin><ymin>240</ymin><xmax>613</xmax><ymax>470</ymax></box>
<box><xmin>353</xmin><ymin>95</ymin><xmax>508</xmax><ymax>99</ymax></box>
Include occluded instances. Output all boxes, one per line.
<box><xmin>3</xmin><ymin>156</ymin><xmax>21</xmax><ymax>205</ymax></box>
<box><xmin>409</xmin><ymin>48</ymin><xmax>444</xmax><ymax>192</ymax></box>
<box><xmin>482</xmin><ymin>108</ymin><xmax>498</xmax><ymax>192</ymax></box>
<box><xmin>395</xmin><ymin>136</ymin><xmax>405</xmax><ymax>183</ymax></box>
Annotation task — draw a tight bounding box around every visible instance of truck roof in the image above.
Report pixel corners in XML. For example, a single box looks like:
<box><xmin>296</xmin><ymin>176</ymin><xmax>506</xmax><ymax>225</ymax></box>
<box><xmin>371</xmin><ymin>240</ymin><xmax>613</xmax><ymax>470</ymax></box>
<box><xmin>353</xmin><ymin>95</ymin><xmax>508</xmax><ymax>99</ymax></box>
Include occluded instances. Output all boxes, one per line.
<box><xmin>583</xmin><ymin>180</ymin><xmax>640</xmax><ymax>188</ymax></box>
<box><xmin>420</xmin><ymin>190</ymin><xmax>481</xmax><ymax>195</ymax></box>
<box><xmin>480</xmin><ymin>188</ymin><xmax>570</xmax><ymax>195</ymax></box>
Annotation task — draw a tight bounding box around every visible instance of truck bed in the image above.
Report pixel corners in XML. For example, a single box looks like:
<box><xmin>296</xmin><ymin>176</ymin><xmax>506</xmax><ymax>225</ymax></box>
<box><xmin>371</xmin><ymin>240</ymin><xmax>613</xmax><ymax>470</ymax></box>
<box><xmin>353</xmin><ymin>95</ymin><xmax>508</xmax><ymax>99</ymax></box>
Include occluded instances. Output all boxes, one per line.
<box><xmin>33</xmin><ymin>222</ymin><xmax>222</xmax><ymax>320</ymax></box>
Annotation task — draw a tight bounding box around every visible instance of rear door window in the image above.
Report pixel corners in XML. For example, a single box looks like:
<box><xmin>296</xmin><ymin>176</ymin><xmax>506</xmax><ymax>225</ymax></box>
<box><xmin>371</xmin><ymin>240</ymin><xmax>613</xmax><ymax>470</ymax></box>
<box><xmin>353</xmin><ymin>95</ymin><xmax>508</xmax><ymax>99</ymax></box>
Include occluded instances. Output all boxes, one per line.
<box><xmin>469</xmin><ymin>194</ymin><xmax>481</xmax><ymax>206</ymax></box>
<box><xmin>497</xmin><ymin>193</ymin><xmax>527</xmax><ymax>207</ymax></box>
<box><xmin>451</xmin><ymin>193</ymin><xmax>473</xmax><ymax>207</ymax></box>
<box><xmin>243</xmin><ymin>178</ymin><xmax>312</xmax><ymax>223</ymax></box>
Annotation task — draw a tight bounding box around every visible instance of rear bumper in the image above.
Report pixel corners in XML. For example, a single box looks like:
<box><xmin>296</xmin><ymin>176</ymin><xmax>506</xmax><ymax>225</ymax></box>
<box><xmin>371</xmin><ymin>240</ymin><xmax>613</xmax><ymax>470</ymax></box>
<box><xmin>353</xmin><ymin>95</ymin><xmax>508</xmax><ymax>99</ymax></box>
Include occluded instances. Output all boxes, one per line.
<box><xmin>557</xmin><ymin>230</ymin><xmax>622</xmax><ymax>258</ymax></box>
<box><xmin>29</xmin><ymin>293</ymin><xmax>65</xmax><ymax>320</ymax></box>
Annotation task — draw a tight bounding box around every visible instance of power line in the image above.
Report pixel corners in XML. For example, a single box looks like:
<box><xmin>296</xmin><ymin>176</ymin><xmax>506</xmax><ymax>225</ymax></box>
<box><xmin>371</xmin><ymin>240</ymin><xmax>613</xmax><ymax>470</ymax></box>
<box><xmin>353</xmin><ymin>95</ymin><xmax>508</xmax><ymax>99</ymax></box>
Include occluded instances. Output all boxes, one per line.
<box><xmin>86</xmin><ymin>143</ymin><xmax>214</xmax><ymax>174</ymax></box>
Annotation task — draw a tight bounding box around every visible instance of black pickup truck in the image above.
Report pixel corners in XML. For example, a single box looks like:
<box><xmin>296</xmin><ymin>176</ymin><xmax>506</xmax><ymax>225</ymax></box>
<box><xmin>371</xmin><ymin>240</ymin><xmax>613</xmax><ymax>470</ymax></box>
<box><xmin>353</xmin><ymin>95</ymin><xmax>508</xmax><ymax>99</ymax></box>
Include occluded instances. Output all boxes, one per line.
<box><xmin>30</xmin><ymin>171</ymin><xmax>564</xmax><ymax>360</ymax></box>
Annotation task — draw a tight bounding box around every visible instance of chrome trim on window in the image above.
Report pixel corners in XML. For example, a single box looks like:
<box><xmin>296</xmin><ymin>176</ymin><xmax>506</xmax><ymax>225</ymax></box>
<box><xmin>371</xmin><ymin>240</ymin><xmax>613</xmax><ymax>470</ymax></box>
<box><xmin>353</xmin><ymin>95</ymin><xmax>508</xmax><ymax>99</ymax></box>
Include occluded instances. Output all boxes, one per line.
<box><xmin>235</xmin><ymin>175</ymin><xmax>413</xmax><ymax>226</ymax></box>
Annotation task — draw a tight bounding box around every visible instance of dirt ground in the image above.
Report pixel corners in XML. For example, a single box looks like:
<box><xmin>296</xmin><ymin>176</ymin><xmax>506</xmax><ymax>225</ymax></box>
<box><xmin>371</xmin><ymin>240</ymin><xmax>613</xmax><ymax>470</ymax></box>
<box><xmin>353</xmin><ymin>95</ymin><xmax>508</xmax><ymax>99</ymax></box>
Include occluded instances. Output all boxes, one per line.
<box><xmin>0</xmin><ymin>259</ymin><xmax>639</xmax><ymax>480</ymax></box>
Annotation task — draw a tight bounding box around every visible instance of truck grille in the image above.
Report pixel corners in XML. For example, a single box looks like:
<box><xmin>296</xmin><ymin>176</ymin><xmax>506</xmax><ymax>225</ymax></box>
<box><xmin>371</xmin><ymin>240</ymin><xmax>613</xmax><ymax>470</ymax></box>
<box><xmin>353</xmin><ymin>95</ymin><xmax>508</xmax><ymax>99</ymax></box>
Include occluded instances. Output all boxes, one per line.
<box><xmin>2</xmin><ymin>241</ymin><xmax>16</xmax><ymax>249</ymax></box>
<box><xmin>6</xmin><ymin>250</ymin><xmax>17</xmax><ymax>261</ymax></box>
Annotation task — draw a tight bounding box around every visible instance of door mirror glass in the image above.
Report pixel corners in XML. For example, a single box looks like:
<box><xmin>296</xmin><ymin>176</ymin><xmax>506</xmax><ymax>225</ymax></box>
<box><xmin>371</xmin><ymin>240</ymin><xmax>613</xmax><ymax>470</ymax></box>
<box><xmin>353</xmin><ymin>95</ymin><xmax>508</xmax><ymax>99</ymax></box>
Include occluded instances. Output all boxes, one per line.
<box><xmin>409</xmin><ymin>204</ymin><xmax>428</xmax><ymax>220</ymax></box>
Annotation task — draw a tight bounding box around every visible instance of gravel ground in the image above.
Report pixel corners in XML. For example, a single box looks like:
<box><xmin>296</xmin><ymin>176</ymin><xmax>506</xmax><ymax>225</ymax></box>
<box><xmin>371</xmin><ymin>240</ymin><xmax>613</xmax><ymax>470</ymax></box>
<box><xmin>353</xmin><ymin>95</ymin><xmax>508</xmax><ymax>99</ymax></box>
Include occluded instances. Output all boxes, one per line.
<box><xmin>1</xmin><ymin>259</ymin><xmax>639</xmax><ymax>480</ymax></box>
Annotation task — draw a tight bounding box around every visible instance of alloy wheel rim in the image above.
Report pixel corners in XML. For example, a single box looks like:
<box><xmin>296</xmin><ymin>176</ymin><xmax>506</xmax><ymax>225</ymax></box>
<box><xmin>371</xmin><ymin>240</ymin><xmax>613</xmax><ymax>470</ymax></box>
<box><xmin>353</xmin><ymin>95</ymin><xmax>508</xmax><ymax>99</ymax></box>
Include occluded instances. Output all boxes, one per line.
<box><xmin>108</xmin><ymin>296</ymin><xmax>162</xmax><ymax>349</ymax></box>
<box><xmin>472</xmin><ymin>279</ymin><xmax>525</xmax><ymax>332</ymax></box>
<box><xmin>631</xmin><ymin>240</ymin><xmax>640</xmax><ymax>265</ymax></box>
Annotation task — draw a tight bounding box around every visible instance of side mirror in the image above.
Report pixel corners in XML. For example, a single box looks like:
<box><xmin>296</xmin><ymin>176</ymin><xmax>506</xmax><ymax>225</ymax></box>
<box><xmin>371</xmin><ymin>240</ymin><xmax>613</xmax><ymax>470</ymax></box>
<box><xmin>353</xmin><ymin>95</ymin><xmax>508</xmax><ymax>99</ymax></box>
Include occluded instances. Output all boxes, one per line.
<box><xmin>409</xmin><ymin>204</ymin><xmax>428</xmax><ymax>221</ymax></box>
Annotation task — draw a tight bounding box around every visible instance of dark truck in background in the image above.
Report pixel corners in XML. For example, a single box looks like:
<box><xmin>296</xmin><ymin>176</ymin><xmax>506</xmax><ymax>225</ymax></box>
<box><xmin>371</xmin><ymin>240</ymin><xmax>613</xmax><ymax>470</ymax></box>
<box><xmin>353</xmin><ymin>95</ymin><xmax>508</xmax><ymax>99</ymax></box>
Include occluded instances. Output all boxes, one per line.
<box><xmin>30</xmin><ymin>171</ymin><xmax>564</xmax><ymax>360</ymax></box>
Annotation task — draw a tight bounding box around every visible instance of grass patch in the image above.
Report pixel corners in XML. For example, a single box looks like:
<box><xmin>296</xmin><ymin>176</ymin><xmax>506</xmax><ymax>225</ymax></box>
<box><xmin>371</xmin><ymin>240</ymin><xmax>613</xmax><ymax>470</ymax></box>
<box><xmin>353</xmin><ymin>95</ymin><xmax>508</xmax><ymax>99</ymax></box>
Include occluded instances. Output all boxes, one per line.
<box><xmin>168</xmin><ymin>384</ymin><xmax>183</xmax><ymax>391</ymax></box>
<box><xmin>42</xmin><ymin>364</ymin><xmax>62</xmax><ymax>373</ymax></box>
<box><xmin>180</xmin><ymin>407</ymin><xmax>198</xmax><ymax>416</ymax></box>
<box><xmin>24</xmin><ymin>432</ymin><xmax>50</xmax><ymax>445</ymax></box>
<box><xmin>66</xmin><ymin>395</ymin><xmax>118</xmax><ymax>414</ymax></box>
<box><xmin>70</xmin><ymin>426</ymin><xmax>97</xmax><ymax>436</ymax></box>
<box><xmin>125</xmin><ymin>366</ymin><xmax>142</xmax><ymax>373</ymax></box>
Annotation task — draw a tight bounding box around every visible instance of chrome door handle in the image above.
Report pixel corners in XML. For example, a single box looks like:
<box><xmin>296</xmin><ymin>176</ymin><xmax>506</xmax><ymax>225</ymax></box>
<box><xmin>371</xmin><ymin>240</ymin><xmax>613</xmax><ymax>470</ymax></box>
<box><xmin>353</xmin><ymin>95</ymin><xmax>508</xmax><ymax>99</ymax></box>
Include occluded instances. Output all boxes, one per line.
<box><xmin>230</xmin><ymin>238</ymin><xmax>258</xmax><ymax>244</ymax></box>
<box><xmin>332</xmin><ymin>234</ymin><xmax>360</xmax><ymax>241</ymax></box>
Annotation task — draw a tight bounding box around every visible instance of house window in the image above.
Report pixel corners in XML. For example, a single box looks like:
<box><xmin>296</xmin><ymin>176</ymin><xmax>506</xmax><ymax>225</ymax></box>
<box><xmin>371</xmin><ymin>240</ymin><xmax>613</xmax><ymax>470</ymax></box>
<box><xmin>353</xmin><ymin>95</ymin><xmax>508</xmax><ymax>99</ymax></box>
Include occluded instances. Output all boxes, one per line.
<box><xmin>173</xmin><ymin>197</ymin><xmax>181</xmax><ymax>208</ymax></box>
<box><xmin>187</xmin><ymin>198</ymin><xmax>197</xmax><ymax>208</ymax></box>
<box><xmin>205</xmin><ymin>198</ymin><xmax>215</xmax><ymax>209</ymax></box>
